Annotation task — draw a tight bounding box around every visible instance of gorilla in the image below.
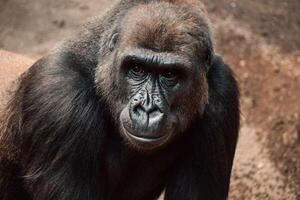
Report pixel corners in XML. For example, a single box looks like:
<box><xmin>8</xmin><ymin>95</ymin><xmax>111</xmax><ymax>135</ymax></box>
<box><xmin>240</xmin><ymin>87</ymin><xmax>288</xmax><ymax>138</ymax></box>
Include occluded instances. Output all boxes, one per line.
<box><xmin>0</xmin><ymin>0</ymin><xmax>239</xmax><ymax>199</ymax></box>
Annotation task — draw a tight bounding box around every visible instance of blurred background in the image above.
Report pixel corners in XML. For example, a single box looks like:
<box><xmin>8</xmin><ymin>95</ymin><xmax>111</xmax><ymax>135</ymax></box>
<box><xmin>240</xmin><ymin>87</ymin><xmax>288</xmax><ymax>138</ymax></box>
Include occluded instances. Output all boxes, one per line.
<box><xmin>0</xmin><ymin>0</ymin><xmax>299</xmax><ymax>199</ymax></box>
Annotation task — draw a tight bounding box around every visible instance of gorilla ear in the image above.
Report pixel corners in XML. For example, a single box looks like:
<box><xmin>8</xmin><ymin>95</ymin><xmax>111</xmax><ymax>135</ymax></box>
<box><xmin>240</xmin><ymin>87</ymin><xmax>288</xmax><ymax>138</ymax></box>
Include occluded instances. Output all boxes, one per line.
<box><xmin>109</xmin><ymin>33</ymin><xmax>119</xmax><ymax>52</ymax></box>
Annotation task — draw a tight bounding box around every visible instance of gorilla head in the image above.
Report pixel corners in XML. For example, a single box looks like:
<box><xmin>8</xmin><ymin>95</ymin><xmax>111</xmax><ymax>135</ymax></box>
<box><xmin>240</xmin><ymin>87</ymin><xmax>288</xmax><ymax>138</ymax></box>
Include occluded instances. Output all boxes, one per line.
<box><xmin>96</xmin><ymin>2</ymin><xmax>212</xmax><ymax>150</ymax></box>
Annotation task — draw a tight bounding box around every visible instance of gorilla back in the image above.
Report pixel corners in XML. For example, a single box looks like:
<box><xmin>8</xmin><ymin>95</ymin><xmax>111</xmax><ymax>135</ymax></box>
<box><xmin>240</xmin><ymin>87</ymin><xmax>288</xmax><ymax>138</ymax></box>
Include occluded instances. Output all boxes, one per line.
<box><xmin>0</xmin><ymin>0</ymin><xmax>239</xmax><ymax>199</ymax></box>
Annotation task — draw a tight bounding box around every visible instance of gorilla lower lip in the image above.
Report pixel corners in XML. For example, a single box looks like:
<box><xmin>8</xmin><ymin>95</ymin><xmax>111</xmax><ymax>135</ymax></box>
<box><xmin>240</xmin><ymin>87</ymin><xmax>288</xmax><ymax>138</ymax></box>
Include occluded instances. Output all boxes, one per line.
<box><xmin>122</xmin><ymin>124</ymin><xmax>167</xmax><ymax>143</ymax></box>
<box><xmin>126</xmin><ymin>132</ymin><xmax>166</xmax><ymax>143</ymax></box>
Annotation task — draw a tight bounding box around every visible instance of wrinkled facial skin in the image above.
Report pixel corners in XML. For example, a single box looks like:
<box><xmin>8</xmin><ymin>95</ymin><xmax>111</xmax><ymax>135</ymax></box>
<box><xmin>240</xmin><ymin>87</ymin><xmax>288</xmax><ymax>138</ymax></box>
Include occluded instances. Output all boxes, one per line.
<box><xmin>119</xmin><ymin>52</ymin><xmax>193</xmax><ymax>150</ymax></box>
<box><xmin>115</xmin><ymin>48</ymin><xmax>209</xmax><ymax>151</ymax></box>
<box><xmin>96</xmin><ymin>3</ymin><xmax>211</xmax><ymax>151</ymax></box>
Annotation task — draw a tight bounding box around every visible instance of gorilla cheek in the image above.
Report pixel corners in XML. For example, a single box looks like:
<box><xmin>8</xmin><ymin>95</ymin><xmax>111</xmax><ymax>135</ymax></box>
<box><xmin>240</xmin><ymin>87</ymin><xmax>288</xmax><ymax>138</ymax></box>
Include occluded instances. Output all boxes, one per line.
<box><xmin>119</xmin><ymin>106</ymin><xmax>132</xmax><ymax>135</ymax></box>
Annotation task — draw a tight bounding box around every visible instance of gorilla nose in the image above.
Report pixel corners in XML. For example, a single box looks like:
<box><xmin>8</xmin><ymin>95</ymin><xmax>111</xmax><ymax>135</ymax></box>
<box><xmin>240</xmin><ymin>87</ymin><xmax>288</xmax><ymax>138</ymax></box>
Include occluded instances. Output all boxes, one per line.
<box><xmin>131</xmin><ymin>104</ymin><xmax>164</xmax><ymax>135</ymax></box>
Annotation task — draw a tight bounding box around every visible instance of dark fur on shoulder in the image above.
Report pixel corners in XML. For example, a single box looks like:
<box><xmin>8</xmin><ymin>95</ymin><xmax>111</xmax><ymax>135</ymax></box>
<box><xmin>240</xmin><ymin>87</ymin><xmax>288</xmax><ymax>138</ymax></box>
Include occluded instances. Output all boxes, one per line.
<box><xmin>0</xmin><ymin>1</ymin><xmax>239</xmax><ymax>199</ymax></box>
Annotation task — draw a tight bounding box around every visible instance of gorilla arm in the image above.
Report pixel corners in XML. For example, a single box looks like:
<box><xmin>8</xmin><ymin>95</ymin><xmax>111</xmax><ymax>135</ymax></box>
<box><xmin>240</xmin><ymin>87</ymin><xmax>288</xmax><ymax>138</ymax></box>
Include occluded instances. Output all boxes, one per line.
<box><xmin>0</xmin><ymin>51</ymin><xmax>107</xmax><ymax>200</ymax></box>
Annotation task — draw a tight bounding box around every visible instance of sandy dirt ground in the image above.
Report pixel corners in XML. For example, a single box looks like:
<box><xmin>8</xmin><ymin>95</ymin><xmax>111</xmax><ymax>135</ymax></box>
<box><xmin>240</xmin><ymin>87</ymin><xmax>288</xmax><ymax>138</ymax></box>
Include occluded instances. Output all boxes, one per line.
<box><xmin>0</xmin><ymin>0</ymin><xmax>299</xmax><ymax>199</ymax></box>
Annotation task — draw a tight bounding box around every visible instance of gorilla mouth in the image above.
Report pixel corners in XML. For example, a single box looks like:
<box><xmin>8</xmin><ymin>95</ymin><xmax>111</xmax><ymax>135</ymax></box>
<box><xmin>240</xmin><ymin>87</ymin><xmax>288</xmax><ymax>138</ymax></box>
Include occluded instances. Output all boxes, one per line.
<box><xmin>125</xmin><ymin>131</ymin><xmax>167</xmax><ymax>142</ymax></box>
<box><xmin>121</xmin><ymin>123</ymin><xmax>170</xmax><ymax>145</ymax></box>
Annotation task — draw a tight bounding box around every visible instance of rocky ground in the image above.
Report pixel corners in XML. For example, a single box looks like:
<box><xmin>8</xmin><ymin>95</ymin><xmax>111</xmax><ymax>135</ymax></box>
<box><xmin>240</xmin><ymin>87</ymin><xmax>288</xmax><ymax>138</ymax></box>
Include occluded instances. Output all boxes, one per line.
<box><xmin>0</xmin><ymin>0</ymin><xmax>299</xmax><ymax>199</ymax></box>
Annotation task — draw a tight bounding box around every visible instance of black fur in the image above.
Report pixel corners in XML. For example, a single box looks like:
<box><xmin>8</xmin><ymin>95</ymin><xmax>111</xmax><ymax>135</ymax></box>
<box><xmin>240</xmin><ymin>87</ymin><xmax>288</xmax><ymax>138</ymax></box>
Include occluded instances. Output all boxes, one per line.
<box><xmin>0</xmin><ymin>1</ymin><xmax>239</xmax><ymax>199</ymax></box>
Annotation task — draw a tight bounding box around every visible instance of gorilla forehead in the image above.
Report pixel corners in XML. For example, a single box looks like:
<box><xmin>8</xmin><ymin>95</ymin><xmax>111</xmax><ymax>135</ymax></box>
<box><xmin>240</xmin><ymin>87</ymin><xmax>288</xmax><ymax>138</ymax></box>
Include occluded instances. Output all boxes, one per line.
<box><xmin>120</xmin><ymin>1</ymin><xmax>211</xmax><ymax>54</ymax></box>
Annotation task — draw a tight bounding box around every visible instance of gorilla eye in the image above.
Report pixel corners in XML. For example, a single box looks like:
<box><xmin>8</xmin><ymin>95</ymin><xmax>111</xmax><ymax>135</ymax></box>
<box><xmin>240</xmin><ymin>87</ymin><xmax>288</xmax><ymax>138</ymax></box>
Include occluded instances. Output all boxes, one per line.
<box><xmin>129</xmin><ymin>65</ymin><xmax>146</xmax><ymax>78</ymax></box>
<box><xmin>161</xmin><ymin>70</ymin><xmax>179</xmax><ymax>87</ymax></box>
<box><xmin>132</xmin><ymin>66</ymin><xmax>144</xmax><ymax>73</ymax></box>
<box><xmin>162</xmin><ymin>71</ymin><xmax>178</xmax><ymax>80</ymax></box>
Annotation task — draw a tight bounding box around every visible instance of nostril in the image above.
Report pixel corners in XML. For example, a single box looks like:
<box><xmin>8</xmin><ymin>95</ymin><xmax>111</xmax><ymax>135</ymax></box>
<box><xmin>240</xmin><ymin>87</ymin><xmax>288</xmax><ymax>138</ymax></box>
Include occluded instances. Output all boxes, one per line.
<box><xmin>148</xmin><ymin>108</ymin><xmax>164</xmax><ymax>128</ymax></box>
<box><xmin>133</xmin><ymin>103</ymin><xmax>162</xmax><ymax>118</ymax></box>
<box><xmin>148</xmin><ymin>108</ymin><xmax>162</xmax><ymax>119</ymax></box>
<box><xmin>133</xmin><ymin>105</ymin><xmax>145</xmax><ymax>116</ymax></box>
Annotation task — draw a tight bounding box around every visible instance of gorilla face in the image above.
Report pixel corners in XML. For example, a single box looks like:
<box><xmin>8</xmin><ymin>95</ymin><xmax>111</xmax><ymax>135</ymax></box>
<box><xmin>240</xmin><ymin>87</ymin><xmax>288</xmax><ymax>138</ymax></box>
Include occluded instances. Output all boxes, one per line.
<box><xmin>119</xmin><ymin>50</ymin><xmax>195</xmax><ymax>149</ymax></box>
<box><xmin>97</xmin><ymin>2</ymin><xmax>211</xmax><ymax>150</ymax></box>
